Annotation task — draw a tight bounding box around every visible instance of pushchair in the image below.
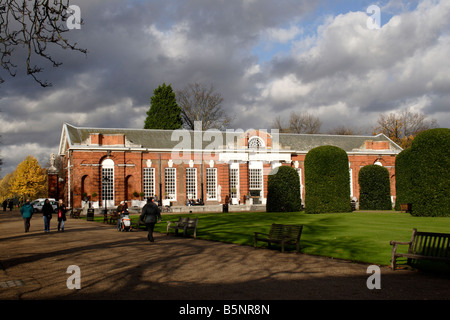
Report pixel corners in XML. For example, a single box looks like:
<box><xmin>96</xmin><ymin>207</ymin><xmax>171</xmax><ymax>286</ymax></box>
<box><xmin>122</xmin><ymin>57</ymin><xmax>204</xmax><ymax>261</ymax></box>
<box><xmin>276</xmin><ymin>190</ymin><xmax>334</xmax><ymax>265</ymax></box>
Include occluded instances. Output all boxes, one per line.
<box><xmin>119</xmin><ymin>210</ymin><xmax>132</xmax><ymax>232</ymax></box>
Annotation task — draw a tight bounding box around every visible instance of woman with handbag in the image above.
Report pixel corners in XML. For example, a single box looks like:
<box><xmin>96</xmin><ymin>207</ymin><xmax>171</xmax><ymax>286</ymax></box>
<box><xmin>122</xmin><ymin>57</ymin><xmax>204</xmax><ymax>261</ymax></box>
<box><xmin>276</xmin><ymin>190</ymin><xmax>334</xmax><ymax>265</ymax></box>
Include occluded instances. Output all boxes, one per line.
<box><xmin>57</xmin><ymin>200</ymin><xmax>67</xmax><ymax>232</ymax></box>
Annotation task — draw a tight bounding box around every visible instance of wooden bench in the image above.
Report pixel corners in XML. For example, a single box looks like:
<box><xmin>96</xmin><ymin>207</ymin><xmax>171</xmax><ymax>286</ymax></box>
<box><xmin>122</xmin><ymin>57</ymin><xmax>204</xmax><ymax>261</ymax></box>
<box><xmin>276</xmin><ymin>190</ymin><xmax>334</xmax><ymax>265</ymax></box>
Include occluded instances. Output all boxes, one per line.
<box><xmin>400</xmin><ymin>203</ymin><xmax>412</xmax><ymax>213</ymax></box>
<box><xmin>390</xmin><ymin>228</ymin><xmax>450</xmax><ymax>270</ymax></box>
<box><xmin>166</xmin><ymin>217</ymin><xmax>198</xmax><ymax>238</ymax></box>
<box><xmin>102</xmin><ymin>211</ymin><xmax>119</xmax><ymax>224</ymax></box>
<box><xmin>254</xmin><ymin>223</ymin><xmax>303</xmax><ymax>253</ymax></box>
<box><xmin>70</xmin><ymin>209</ymin><xmax>81</xmax><ymax>219</ymax></box>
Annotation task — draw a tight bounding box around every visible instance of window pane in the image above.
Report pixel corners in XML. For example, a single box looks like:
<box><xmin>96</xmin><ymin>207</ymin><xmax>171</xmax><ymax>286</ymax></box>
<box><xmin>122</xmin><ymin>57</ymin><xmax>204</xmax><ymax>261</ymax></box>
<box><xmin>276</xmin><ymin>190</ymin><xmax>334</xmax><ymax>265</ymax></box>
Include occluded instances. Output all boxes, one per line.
<box><xmin>249</xmin><ymin>168</ymin><xmax>262</xmax><ymax>190</ymax></box>
<box><xmin>186</xmin><ymin>168</ymin><xmax>197</xmax><ymax>200</ymax></box>
<box><xmin>229</xmin><ymin>168</ymin><xmax>239</xmax><ymax>198</ymax></box>
<box><xmin>206</xmin><ymin>168</ymin><xmax>217</xmax><ymax>200</ymax></box>
<box><xmin>164</xmin><ymin>168</ymin><xmax>176</xmax><ymax>200</ymax></box>
<box><xmin>102</xmin><ymin>168</ymin><xmax>114</xmax><ymax>201</ymax></box>
<box><xmin>143</xmin><ymin>167</ymin><xmax>155</xmax><ymax>199</ymax></box>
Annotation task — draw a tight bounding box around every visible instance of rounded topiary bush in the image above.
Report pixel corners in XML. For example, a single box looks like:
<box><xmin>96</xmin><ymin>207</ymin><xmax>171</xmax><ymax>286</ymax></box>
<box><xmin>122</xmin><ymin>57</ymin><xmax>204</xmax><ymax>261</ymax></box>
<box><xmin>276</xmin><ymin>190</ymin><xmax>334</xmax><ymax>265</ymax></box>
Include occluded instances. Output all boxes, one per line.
<box><xmin>358</xmin><ymin>165</ymin><xmax>392</xmax><ymax>210</ymax></box>
<box><xmin>408</xmin><ymin>128</ymin><xmax>450</xmax><ymax>217</ymax></box>
<box><xmin>266</xmin><ymin>165</ymin><xmax>302</xmax><ymax>212</ymax></box>
<box><xmin>304</xmin><ymin>145</ymin><xmax>351</xmax><ymax>214</ymax></box>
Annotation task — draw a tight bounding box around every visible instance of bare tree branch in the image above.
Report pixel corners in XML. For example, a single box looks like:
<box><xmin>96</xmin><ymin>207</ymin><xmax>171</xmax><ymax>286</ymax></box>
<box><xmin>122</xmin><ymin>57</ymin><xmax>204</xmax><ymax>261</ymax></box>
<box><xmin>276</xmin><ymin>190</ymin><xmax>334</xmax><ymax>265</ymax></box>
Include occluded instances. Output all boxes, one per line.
<box><xmin>0</xmin><ymin>0</ymin><xmax>87</xmax><ymax>87</ymax></box>
<box><xmin>176</xmin><ymin>82</ymin><xmax>234</xmax><ymax>131</ymax></box>
<box><xmin>373</xmin><ymin>107</ymin><xmax>438</xmax><ymax>148</ymax></box>
<box><xmin>272</xmin><ymin>111</ymin><xmax>322</xmax><ymax>134</ymax></box>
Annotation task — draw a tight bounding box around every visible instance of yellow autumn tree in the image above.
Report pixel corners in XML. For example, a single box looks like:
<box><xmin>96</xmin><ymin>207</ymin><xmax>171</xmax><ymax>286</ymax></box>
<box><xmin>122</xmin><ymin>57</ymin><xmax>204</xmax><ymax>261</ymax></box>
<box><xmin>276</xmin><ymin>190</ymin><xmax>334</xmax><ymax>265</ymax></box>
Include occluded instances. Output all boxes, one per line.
<box><xmin>10</xmin><ymin>156</ymin><xmax>47</xmax><ymax>200</ymax></box>
<box><xmin>0</xmin><ymin>173</ymin><xmax>14</xmax><ymax>202</ymax></box>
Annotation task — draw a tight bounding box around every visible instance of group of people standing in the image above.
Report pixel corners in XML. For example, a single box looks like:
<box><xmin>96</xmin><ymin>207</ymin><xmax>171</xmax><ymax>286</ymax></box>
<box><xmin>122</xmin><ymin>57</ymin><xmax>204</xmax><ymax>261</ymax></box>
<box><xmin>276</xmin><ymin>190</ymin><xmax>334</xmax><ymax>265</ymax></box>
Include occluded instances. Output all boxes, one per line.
<box><xmin>19</xmin><ymin>199</ymin><xmax>67</xmax><ymax>233</ymax></box>
<box><xmin>2</xmin><ymin>199</ymin><xmax>14</xmax><ymax>211</ymax></box>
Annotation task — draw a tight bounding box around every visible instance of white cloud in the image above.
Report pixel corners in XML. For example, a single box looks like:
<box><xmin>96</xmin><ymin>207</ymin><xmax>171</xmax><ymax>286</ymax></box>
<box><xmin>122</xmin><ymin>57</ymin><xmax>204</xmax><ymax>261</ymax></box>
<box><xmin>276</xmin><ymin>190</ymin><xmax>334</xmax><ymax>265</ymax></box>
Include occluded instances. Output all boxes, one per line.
<box><xmin>1</xmin><ymin>0</ymin><xmax>449</xmax><ymax>177</ymax></box>
<box><xmin>265</xmin><ymin>25</ymin><xmax>303</xmax><ymax>44</ymax></box>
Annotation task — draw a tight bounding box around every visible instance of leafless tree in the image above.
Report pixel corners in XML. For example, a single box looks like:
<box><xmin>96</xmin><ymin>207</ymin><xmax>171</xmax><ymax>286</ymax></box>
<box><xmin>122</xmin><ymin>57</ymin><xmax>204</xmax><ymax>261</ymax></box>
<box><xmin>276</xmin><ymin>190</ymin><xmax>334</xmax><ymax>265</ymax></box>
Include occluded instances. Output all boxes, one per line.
<box><xmin>272</xmin><ymin>111</ymin><xmax>322</xmax><ymax>134</ymax></box>
<box><xmin>176</xmin><ymin>82</ymin><xmax>234</xmax><ymax>131</ymax></box>
<box><xmin>373</xmin><ymin>107</ymin><xmax>438</xmax><ymax>148</ymax></box>
<box><xmin>327</xmin><ymin>125</ymin><xmax>365</xmax><ymax>135</ymax></box>
<box><xmin>0</xmin><ymin>0</ymin><xmax>86</xmax><ymax>87</ymax></box>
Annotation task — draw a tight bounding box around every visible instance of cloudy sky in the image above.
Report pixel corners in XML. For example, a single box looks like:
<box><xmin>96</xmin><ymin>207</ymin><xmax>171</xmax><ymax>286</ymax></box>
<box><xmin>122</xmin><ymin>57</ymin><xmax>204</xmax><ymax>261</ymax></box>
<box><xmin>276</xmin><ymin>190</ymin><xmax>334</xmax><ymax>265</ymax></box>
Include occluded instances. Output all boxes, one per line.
<box><xmin>1</xmin><ymin>0</ymin><xmax>449</xmax><ymax>176</ymax></box>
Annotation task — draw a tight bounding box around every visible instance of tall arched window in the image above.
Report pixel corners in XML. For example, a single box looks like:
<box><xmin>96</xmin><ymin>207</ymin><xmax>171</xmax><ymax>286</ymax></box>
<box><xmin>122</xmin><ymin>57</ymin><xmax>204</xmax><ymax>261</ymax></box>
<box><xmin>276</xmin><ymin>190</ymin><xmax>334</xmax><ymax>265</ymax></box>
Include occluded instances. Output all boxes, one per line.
<box><xmin>101</xmin><ymin>158</ymin><xmax>114</xmax><ymax>207</ymax></box>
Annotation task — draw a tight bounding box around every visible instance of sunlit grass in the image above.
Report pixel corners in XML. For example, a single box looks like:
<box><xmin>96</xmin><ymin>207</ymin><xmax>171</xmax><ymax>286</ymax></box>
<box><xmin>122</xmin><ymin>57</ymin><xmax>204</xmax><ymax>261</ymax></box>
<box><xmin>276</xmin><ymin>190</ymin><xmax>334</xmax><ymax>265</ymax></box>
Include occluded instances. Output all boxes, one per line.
<box><xmin>132</xmin><ymin>210</ymin><xmax>450</xmax><ymax>266</ymax></box>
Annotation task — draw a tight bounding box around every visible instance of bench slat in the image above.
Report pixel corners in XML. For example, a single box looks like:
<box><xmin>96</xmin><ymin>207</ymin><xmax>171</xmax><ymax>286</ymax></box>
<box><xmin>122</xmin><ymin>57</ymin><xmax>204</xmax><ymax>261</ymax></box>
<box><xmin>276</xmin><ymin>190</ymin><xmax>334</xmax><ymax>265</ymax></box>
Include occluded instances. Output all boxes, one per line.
<box><xmin>255</xmin><ymin>223</ymin><xmax>303</xmax><ymax>253</ymax></box>
<box><xmin>166</xmin><ymin>217</ymin><xmax>198</xmax><ymax>238</ymax></box>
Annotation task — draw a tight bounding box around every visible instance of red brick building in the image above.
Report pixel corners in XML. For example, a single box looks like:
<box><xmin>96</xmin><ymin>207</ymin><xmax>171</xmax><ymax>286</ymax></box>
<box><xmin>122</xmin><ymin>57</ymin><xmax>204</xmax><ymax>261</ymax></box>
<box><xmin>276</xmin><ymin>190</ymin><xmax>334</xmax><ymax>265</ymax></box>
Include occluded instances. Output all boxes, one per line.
<box><xmin>56</xmin><ymin>123</ymin><xmax>402</xmax><ymax>209</ymax></box>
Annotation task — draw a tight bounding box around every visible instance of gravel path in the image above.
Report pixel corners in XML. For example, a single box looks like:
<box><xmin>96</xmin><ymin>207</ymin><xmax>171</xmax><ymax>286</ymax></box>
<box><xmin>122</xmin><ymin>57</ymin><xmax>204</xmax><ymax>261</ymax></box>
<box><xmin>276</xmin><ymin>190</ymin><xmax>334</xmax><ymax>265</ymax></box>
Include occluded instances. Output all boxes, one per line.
<box><xmin>1</xmin><ymin>210</ymin><xmax>449</xmax><ymax>301</ymax></box>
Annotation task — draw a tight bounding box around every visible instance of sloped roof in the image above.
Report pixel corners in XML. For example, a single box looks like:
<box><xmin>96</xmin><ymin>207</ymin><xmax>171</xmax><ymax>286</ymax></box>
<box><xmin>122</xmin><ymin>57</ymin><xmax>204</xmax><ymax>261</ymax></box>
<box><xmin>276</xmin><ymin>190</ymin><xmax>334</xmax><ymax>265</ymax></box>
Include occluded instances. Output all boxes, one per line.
<box><xmin>60</xmin><ymin>123</ymin><xmax>402</xmax><ymax>154</ymax></box>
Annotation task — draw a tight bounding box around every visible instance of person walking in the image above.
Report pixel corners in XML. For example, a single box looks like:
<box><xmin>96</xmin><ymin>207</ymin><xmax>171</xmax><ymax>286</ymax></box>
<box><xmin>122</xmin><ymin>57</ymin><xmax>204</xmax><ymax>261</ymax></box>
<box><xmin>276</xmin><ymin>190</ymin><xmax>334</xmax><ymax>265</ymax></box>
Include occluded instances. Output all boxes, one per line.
<box><xmin>57</xmin><ymin>200</ymin><xmax>67</xmax><ymax>232</ymax></box>
<box><xmin>140</xmin><ymin>197</ymin><xmax>161</xmax><ymax>242</ymax></box>
<box><xmin>20</xmin><ymin>199</ymin><xmax>34</xmax><ymax>232</ymax></box>
<box><xmin>42</xmin><ymin>199</ymin><xmax>53</xmax><ymax>232</ymax></box>
<box><xmin>116</xmin><ymin>201</ymin><xmax>124</xmax><ymax>230</ymax></box>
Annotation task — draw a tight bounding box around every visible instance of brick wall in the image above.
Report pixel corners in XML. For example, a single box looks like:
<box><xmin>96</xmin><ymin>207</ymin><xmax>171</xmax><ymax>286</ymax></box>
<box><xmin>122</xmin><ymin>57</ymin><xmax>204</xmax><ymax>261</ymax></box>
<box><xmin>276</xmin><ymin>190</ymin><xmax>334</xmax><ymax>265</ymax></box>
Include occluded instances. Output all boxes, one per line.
<box><xmin>62</xmin><ymin>149</ymin><xmax>397</xmax><ymax>208</ymax></box>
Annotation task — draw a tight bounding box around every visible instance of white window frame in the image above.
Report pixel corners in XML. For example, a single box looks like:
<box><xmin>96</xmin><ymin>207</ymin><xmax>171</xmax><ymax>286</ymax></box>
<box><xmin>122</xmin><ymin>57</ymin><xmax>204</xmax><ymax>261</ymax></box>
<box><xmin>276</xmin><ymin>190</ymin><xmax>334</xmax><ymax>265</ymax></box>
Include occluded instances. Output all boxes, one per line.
<box><xmin>249</xmin><ymin>161</ymin><xmax>263</xmax><ymax>197</ymax></box>
<box><xmin>101</xmin><ymin>158</ymin><xmax>114</xmax><ymax>207</ymax></box>
<box><xmin>296</xmin><ymin>168</ymin><xmax>304</xmax><ymax>201</ymax></box>
<box><xmin>143</xmin><ymin>167</ymin><xmax>155</xmax><ymax>199</ymax></box>
<box><xmin>229</xmin><ymin>163</ymin><xmax>239</xmax><ymax>199</ymax></box>
<box><xmin>349</xmin><ymin>167</ymin><xmax>353</xmax><ymax>198</ymax></box>
<box><xmin>186</xmin><ymin>167</ymin><xmax>197</xmax><ymax>200</ymax></box>
<box><xmin>164</xmin><ymin>167</ymin><xmax>177</xmax><ymax>200</ymax></box>
<box><xmin>206</xmin><ymin>168</ymin><xmax>217</xmax><ymax>200</ymax></box>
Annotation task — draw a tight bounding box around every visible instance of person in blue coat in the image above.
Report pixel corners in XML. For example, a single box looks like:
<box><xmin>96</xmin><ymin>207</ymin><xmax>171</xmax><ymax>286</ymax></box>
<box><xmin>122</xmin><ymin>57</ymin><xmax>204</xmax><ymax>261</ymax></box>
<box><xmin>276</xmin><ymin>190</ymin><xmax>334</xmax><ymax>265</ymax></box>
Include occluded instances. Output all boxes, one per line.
<box><xmin>20</xmin><ymin>199</ymin><xmax>34</xmax><ymax>232</ymax></box>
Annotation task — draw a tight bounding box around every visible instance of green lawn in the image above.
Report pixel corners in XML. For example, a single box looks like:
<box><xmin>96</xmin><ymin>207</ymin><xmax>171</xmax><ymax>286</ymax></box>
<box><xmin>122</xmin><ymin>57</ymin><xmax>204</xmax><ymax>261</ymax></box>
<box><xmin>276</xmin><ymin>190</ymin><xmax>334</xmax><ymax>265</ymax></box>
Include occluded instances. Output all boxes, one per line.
<box><xmin>133</xmin><ymin>210</ymin><xmax>450</xmax><ymax>266</ymax></box>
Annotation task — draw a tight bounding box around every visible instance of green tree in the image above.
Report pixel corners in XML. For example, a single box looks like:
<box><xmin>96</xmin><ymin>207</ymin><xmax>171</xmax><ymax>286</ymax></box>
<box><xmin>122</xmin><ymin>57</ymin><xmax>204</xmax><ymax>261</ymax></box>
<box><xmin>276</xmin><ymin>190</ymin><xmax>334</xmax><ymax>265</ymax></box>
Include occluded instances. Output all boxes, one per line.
<box><xmin>394</xmin><ymin>148</ymin><xmax>414</xmax><ymax>211</ymax></box>
<box><xmin>304</xmin><ymin>145</ymin><xmax>351</xmax><ymax>214</ymax></box>
<box><xmin>358</xmin><ymin>165</ymin><xmax>392</xmax><ymax>210</ymax></box>
<box><xmin>266</xmin><ymin>166</ymin><xmax>302</xmax><ymax>212</ymax></box>
<box><xmin>144</xmin><ymin>83</ymin><xmax>182</xmax><ymax>130</ymax></box>
<box><xmin>408</xmin><ymin>128</ymin><xmax>449</xmax><ymax>217</ymax></box>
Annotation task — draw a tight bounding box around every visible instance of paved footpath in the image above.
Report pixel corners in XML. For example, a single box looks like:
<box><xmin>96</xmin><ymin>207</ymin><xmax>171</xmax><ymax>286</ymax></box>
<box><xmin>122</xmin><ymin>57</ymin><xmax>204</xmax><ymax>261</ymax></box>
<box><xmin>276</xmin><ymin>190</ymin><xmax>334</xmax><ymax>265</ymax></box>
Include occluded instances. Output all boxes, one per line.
<box><xmin>0</xmin><ymin>210</ymin><xmax>449</xmax><ymax>301</ymax></box>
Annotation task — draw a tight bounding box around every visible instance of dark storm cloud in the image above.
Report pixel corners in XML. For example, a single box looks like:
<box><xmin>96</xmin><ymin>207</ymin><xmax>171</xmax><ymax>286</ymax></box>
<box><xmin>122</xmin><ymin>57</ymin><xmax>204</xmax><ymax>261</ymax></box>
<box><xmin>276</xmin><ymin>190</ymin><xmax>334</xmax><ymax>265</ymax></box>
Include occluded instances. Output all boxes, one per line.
<box><xmin>1</xmin><ymin>0</ymin><xmax>449</xmax><ymax>176</ymax></box>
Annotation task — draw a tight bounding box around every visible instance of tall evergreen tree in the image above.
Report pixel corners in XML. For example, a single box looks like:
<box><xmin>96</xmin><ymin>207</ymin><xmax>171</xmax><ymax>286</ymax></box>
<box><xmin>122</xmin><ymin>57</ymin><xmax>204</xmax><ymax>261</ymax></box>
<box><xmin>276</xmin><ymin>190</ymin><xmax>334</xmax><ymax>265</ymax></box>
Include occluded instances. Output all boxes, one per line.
<box><xmin>144</xmin><ymin>83</ymin><xmax>182</xmax><ymax>130</ymax></box>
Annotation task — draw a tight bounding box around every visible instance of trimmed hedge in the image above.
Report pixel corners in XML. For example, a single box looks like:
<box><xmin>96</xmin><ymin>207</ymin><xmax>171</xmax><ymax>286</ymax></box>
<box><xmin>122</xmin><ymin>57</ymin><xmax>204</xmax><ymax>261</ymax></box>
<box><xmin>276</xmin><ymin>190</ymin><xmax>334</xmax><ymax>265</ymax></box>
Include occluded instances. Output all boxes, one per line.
<box><xmin>407</xmin><ymin>128</ymin><xmax>450</xmax><ymax>217</ymax></box>
<box><xmin>394</xmin><ymin>148</ymin><xmax>414</xmax><ymax>211</ymax></box>
<box><xmin>304</xmin><ymin>145</ymin><xmax>351</xmax><ymax>214</ymax></box>
<box><xmin>266</xmin><ymin>165</ymin><xmax>302</xmax><ymax>212</ymax></box>
<box><xmin>358</xmin><ymin>165</ymin><xmax>392</xmax><ymax>210</ymax></box>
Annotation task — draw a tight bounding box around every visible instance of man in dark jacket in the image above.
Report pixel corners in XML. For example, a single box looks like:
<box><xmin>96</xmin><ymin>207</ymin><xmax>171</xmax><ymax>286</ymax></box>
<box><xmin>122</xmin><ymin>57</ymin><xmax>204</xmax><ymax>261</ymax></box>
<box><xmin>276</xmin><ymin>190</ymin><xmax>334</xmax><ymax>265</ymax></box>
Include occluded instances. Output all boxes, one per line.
<box><xmin>42</xmin><ymin>199</ymin><xmax>53</xmax><ymax>233</ymax></box>
<box><xmin>140</xmin><ymin>197</ymin><xmax>161</xmax><ymax>242</ymax></box>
